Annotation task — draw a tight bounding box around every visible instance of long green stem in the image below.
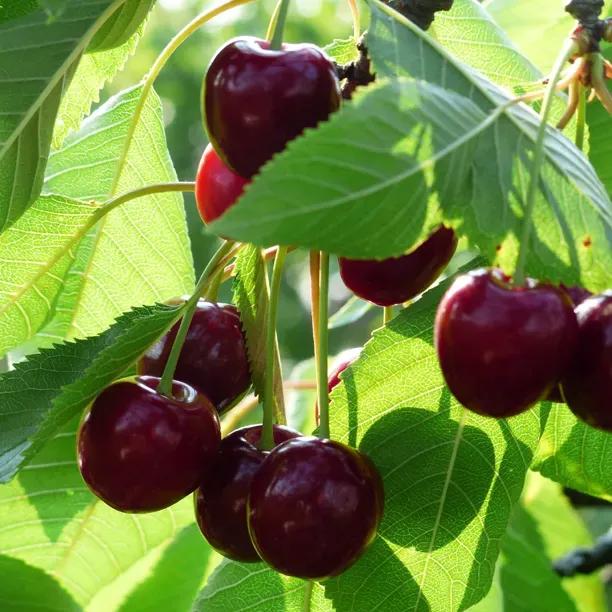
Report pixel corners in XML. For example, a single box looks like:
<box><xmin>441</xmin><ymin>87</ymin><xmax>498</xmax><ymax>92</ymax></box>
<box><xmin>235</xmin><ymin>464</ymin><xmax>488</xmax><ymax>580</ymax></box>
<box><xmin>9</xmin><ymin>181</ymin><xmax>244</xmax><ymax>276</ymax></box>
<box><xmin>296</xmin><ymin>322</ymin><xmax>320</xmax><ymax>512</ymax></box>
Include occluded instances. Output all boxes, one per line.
<box><xmin>575</xmin><ymin>84</ymin><xmax>586</xmax><ymax>151</ymax></box>
<box><xmin>317</xmin><ymin>252</ymin><xmax>330</xmax><ymax>440</ymax></box>
<box><xmin>269</xmin><ymin>0</ymin><xmax>291</xmax><ymax>49</ymax></box>
<box><xmin>158</xmin><ymin>240</ymin><xmax>236</xmax><ymax>397</ymax></box>
<box><xmin>260</xmin><ymin>246</ymin><xmax>289</xmax><ymax>450</ymax></box>
<box><xmin>346</xmin><ymin>0</ymin><xmax>360</xmax><ymax>40</ymax></box>
<box><xmin>514</xmin><ymin>38</ymin><xmax>578</xmax><ymax>285</ymax></box>
<box><xmin>302</xmin><ymin>581</ymin><xmax>313</xmax><ymax>612</ymax></box>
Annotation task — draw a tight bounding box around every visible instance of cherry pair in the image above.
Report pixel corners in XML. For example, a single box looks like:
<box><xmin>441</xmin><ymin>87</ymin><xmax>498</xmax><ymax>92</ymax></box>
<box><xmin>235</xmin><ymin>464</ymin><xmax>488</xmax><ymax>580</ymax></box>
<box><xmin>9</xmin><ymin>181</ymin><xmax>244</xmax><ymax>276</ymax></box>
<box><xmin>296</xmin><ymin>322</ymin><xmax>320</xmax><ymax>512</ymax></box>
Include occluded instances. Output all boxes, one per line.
<box><xmin>196</xmin><ymin>37</ymin><xmax>341</xmax><ymax>223</ymax></box>
<box><xmin>435</xmin><ymin>269</ymin><xmax>611</xmax><ymax>430</ymax></box>
<box><xmin>195</xmin><ymin>425</ymin><xmax>383</xmax><ymax>579</ymax></box>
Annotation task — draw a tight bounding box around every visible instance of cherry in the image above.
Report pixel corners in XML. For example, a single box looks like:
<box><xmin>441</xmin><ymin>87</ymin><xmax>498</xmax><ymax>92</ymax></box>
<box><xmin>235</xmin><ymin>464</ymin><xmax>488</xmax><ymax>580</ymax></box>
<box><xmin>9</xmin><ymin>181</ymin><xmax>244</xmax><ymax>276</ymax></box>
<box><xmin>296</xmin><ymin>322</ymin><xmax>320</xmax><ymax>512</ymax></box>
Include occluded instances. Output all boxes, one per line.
<box><xmin>339</xmin><ymin>226</ymin><xmax>458</xmax><ymax>306</ymax></box>
<box><xmin>195</xmin><ymin>144</ymin><xmax>249</xmax><ymax>224</ymax></box>
<box><xmin>139</xmin><ymin>301</ymin><xmax>250</xmax><ymax>413</ymax></box>
<box><xmin>194</xmin><ymin>424</ymin><xmax>300</xmax><ymax>562</ymax></box>
<box><xmin>204</xmin><ymin>37</ymin><xmax>341</xmax><ymax>178</ymax></box>
<box><xmin>78</xmin><ymin>376</ymin><xmax>220</xmax><ymax>513</ymax></box>
<box><xmin>248</xmin><ymin>437</ymin><xmax>384</xmax><ymax>579</ymax></box>
<box><xmin>561</xmin><ymin>292</ymin><xmax>612</xmax><ymax>431</ymax></box>
<box><xmin>435</xmin><ymin>269</ymin><xmax>578</xmax><ymax>418</ymax></box>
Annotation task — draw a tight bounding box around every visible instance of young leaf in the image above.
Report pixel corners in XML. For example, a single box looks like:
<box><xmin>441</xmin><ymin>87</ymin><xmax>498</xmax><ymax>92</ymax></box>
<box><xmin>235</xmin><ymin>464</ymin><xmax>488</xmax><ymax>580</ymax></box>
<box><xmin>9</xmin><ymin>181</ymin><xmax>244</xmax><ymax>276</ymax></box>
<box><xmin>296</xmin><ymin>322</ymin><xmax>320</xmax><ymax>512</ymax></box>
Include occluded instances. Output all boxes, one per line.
<box><xmin>366</xmin><ymin>0</ymin><xmax>612</xmax><ymax>291</ymax></box>
<box><xmin>324</xmin><ymin>37</ymin><xmax>360</xmax><ymax>64</ymax></box>
<box><xmin>0</xmin><ymin>0</ymin><xmax>126</xmax><ymax>231</ymax></box>
<box><xmin>473</xmin><ymin>473</ymin><xmax>605</xmax><ymax>611</ymax></box>
<box><xmin>0</xmin><ymin>302</ymin><xmax>183</xmax><ymax>482</ymax></box>
<box><xmin>36</xmin><ymin>85</ymin><xmax>194</xmax><ymax>348</ymax></box>
<box><xmin>322</xmin><ymin>275</ymin><xmax>543</xmax><ymax>611</ymax></box>
<box><xmin>232</xmin><ymin>244</ymin><xmax>285</xmax><ymax>424</ymax></box>
<box><xmin>0</xmin><ymin>195</ymin><xmax>99</xmax><ymax>358</ymax></box>
<box><xmin>531</xmin><ymin>407</ymin><xmax>612</xmax><ymax>502</ymax></box>
<box><xmin>89</xmin><ymin>0</ymin><xmax>155</xmax><ymax>52</ymax></box>
<box><xmin>0</xmin><ymin>418</ymin><xmax>197</xmax><ymax>608</ymax></box>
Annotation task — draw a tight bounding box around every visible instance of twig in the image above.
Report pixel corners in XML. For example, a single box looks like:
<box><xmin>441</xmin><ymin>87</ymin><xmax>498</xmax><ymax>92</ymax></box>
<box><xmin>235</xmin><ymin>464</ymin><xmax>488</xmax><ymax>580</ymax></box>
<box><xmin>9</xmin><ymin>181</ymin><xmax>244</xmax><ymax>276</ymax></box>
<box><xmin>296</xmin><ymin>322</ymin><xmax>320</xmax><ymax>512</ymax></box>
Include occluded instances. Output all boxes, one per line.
<box><xmin>554</xmin><ymin>532</ymin><xmax>612</xmax><ymax>577</ymax></box>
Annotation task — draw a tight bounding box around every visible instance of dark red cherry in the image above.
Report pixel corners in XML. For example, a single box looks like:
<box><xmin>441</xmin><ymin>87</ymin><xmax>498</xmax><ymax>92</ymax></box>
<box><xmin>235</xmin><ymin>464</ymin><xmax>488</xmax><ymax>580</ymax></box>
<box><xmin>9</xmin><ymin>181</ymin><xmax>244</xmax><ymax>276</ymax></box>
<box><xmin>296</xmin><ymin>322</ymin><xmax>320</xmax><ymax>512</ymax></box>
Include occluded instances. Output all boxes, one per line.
<box><xmin>139</xmin><ymin>301</ymin><xmax>250</xmax><ymax>413</ymax></box>
<box><xmin>78</xmin><ymin>376</ymin><xmax>221</xmax><ymax>513</ymax></box>
<box><xmin>248</xmin><ymin>437</ymin><xmax>384</xmax><ymax>579</ymax></box>
<box><xmin>205</xmin><ymin>37</ymin><xmax>341</xmax><ymax>178</ymax></box>
<box><xmin>560</xmin><ymin>284</ymin><xmax>592</xmax><ymax>307</ymax></box>
<box><xmin>194</xmin><ymin>424</ymin><xmax>300</xmax><ymax>562</ymax></box>
<box><xmin>435</xmin><ymin>269</ymin><xmax>578</xmax><ymax>418</ymax></box>
<box><xmin>195</xmin><ymin>144</ymin><xmax>249</xmax><ymax>224</ymax></box>
<box><xmin>561</xmin><ymin>292</ymin><xmax>612</xmax><ymax>431</ymax></box>
<box><xmin>339</xmin><ymin>226</ymin><xmax>458</xmax><ymax>306</ymax></box>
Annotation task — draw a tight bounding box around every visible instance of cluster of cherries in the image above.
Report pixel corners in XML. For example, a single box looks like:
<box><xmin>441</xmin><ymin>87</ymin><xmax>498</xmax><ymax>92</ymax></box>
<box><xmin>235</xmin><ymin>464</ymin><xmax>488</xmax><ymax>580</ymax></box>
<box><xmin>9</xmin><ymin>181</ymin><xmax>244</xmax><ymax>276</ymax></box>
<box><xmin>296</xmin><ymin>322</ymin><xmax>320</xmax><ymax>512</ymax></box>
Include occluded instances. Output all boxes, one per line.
<box><xmin>77</xmin><ymin>26</ymin><xmax>610</xmax><ymax>587</ymax></box>
<box><xmin>78</xmin><ymin>36</ymin><xmax>384</xmax><ymax>581</ymax></box>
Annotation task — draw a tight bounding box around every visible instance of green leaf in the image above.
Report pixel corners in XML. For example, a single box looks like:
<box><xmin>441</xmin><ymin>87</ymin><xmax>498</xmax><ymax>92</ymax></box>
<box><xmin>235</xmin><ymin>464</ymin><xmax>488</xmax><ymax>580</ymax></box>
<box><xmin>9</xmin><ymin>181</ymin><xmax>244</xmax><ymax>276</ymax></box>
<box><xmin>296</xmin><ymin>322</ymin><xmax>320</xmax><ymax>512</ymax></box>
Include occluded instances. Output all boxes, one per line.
<box><xmin>321</xmin><ymin>275</ymin><xmax>542</xmax><ymax>611</ymax></box>
<box><xmin>0</xmin><ymin>0</ymin><xmax>38</xmax><ymax>24</ymax></box>
<box><xmin>0</xmin><ymin>417</ymin><xmax>196</xmax><ymax>608</ymax></box>
<box><xmin>473</xmin><ymin>472</ymin><xmax>605</xmax><ymax>611</ymax></box>
<box><xmin>0</xmin><ymin>554</ymin><xmax>79</xmax><ymax>611</ymax></box>
<box><xmin>483</xmin><ymin>0</ymin><xmax>574</xmax><ymax>72</ymax></box>
<box><xmin>432</xmin><ymin>0</ymin><xmax>576</xmax><ymax>132</ymax></box>
<box><xmin>0</xmin><ymin>195</ymin><xmax>99</xmax><ymax>358</ymax></box>
<box><xmin>0</xmin><ymin>0</ymin><xmax>126</xmax><ymax>231</ymax></box>
<box><xmin>211</xmin><ymin>78</ymin><xmax>485</xmax><ymax>258</ymax></box>
<box><xmin>36</xmin><ymin>84</ymin><xmax>194</xmax><ymax>348</ymax></box>
<box><xmin>329</xmin><ymin>296</ymin><xmax>373</xmax><ymax>329</ymax></box>
<box><xmin>193</xmin><ymin>560</ymin><xmax>329</xmax><ymax>611</ymax></box>
<box><xmin>365</xmin><ymin>0</ymin><xmax>612</xmax><ymax>291</ymax></box>
<box><xmin>0</xmin><ymin>302</ymin><xmax>182</xmax><ymax>482</ymax></box>
<box><xmin>531</xmin><ymin>407</ymin><xmax>612</xmax><ymax>502</ymax></box>
<box><xmin>232</xmin><ymin>244</ymin><xmax>285</xmax><ymax>423</ymax></box>
<box><xmin>52</xmin><ymin>25</ymin><xmax>143</xmax><ymax>149</ymax></box>
<box><xmin>324</xmin><ymin>37</ymin><xmax>359</xmax><ymax>64</ymax></box>
<box><xmin>89</xmin><ymin>0</ymin><xmax>155</xmax><ymax>52</ymax></box>
<box><xmin>586</xmin><ymin>41</ymin><xmax>612</xmax><ymax>196</ymax></box>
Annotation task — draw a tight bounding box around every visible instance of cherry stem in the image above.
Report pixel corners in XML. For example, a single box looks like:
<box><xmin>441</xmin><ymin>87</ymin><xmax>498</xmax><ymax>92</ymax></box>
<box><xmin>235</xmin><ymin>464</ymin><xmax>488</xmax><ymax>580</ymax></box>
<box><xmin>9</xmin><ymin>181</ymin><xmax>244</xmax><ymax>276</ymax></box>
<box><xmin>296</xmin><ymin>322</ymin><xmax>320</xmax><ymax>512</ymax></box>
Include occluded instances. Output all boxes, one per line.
<box><xmin>514</xmin><ymin>38</ymin><xmax>579</xmax><ymax>286</ymax></box>
<box><xmin>269</xmin><ymin>0</ymin><xmax>291</xmax><ymax>50</ymax></box>
<box><xmin>575</xmin><ymin>84</ymin><xmax>586</xmax><ymax>150</ymax></box>
<box><xmin>260</xmin><ymin>246</ymin><xmax>289</xmax><ymax>451</ymax></box>
<box><xmin>316</xmin><ymin>252</ymin><xmax>331</xmax><ymax>440</ymax></box>
<box><xmin>347</xmin><ymin>0</ymin><xmax>360</xmax><ymax>40</ymax></box>
<box><xmin>309</xmin><ymin>251</ymin><xmax>321</xmax><ymax>366</ymax></box>
<box><xmin>383</xmin><ymin>306</ymin><xmax>394</xmax><ymax>325</ymax></box>
<box><xmin>158</xmin><ymin>240</ymin><xmax>236</xmax><ymax>398</ymax></box>
<box><xmin>302</xmin><ymin>580</ymin><xmax>314</xmax><ymax>611</ymax></box>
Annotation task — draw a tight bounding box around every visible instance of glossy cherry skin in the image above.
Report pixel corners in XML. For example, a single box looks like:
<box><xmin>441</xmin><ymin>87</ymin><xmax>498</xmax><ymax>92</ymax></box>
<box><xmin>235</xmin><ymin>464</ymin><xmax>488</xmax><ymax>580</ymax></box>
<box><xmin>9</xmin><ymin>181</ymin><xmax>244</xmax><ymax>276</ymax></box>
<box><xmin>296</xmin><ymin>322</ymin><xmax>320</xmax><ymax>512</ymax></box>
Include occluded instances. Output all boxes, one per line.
<box><xmin>339</xmin><ymin>226</ymin><xmax>458</xmax><ymax>306</ymax></box>
<box><xmin>248</xmin><ymin>437</ymin><xmax>384</xmax><ymax>579</ymax></box>
<box><xmin>195</xmin><ymin>144</ymin><xmax>249</xmax><ymax>224</ymax></box>
<box><xmin>561</xmin><ymin>292</ymin><xmax>612</xmax><ymax>431</ymax></box>
<box><xmin>205</xmin><ymin>37</ymin><xmax>341</xmax><ymax>178</ymax></box>
<box><xmin>194</xmin><ymin>425</ymin><xmax>300</xmax><ymax>562</ymax></box>
<box><xmin>139</xmin><ymin>301</ymin><xmax>250</xmax><ymax>413</ymax></box>
<box><xmin>78</xmin><ymin>376</ymin><xmax>221</xmax><ymax>513</ymax></box>
<box><xmin>435</xmin><ymin>269</ymin><xmax>578</xmax><ymax>417</ymax></box>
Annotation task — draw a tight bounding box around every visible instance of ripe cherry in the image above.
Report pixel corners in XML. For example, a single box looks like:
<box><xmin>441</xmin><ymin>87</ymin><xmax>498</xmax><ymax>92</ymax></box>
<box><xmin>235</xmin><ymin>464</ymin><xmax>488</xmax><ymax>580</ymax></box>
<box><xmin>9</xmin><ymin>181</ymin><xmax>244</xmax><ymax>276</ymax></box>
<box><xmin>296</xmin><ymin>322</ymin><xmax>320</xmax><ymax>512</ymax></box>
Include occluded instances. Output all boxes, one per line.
<box><xmin>248</xmin><ymin>437</ymin><xmax>384</xmax><ymax>579</ymax></box>
<box><xmin>204</xmin><ymin>37</ymin><xmax>341</xmax><ymax>178</ymax></box>
<box><xmin>435</xmin><ymin>269</ymin><xmax>578</xmax><ymax>418</ymax></box>
<box><xmin>139</xmin><ymin>301</ymin><xmax>250</xmax><ymax>413</ymax></box>
<box><xmin>78</xmin><ymin>376</ymin><xmax>221</xmax><ymax>513</ymax></box>
<box><xmin>195</xmin><ymin>144</ymin><xmax>249</xmax><ymax>224</ymax></box>
<box><xmin>194</xmin><ymin>424</ymin><xmax>300</xmax><ymax>562</ymax></box>
<box><xmin>561</xmin><ymin>292</ymin><xmax>612</xmax><ymax>431</ymax></box>
<box><xmin>339</xmin><ymin>226</ymin><xmax>458</xmax><ymax>306</ymax></box>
